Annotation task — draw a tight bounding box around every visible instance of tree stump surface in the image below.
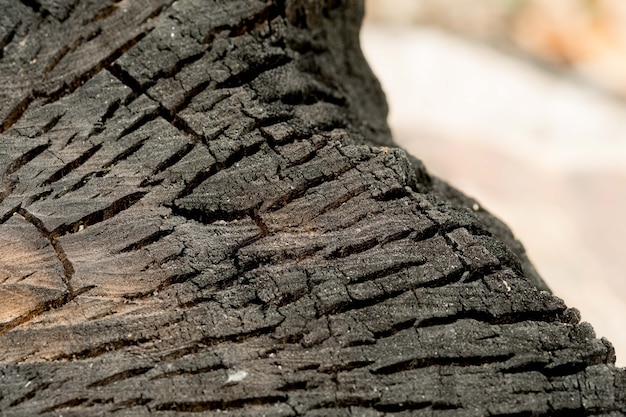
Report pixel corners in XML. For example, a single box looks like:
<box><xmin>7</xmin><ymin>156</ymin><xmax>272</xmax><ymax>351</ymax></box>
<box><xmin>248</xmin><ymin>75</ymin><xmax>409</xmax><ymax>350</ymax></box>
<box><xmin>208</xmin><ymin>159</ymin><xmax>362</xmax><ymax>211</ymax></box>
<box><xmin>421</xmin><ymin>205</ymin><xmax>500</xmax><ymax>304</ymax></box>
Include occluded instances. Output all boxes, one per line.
<box><xmin>0</xmin><ymin>0</ymin><xmax>624</xmax><ymax>415</ymax></box>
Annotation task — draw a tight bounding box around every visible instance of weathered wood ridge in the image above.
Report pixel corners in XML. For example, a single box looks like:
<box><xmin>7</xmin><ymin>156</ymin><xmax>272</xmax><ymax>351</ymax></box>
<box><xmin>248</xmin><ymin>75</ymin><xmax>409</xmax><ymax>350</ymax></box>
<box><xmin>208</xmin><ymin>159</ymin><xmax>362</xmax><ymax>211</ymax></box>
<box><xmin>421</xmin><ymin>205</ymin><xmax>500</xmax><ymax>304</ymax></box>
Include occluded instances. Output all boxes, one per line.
<box><xmin>0</xmin><ymin>0</ymin><xmax>624</xmax><ymax>415</ymax></box>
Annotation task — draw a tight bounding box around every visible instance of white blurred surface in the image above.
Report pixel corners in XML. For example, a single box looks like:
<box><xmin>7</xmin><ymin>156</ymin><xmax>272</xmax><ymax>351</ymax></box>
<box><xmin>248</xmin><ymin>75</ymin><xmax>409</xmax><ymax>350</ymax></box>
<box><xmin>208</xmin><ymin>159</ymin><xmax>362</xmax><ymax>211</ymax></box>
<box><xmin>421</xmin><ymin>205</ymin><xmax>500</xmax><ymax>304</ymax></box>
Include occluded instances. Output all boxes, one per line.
<box><xmin>361</xmin><ymin>24</ymin><xmax>626</xmax><ymax>365</ymax></box>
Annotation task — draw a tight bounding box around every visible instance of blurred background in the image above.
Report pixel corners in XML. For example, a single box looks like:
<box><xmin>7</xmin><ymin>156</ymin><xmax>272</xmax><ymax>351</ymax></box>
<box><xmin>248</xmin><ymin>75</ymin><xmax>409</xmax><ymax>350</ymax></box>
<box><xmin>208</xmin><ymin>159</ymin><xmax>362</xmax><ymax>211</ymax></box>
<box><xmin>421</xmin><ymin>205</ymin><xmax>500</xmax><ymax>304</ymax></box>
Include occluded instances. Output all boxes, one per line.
<box><xmin>362</xmin><ymin>0</ymin><xmax>626</xmax><ymax>366</ymax></box>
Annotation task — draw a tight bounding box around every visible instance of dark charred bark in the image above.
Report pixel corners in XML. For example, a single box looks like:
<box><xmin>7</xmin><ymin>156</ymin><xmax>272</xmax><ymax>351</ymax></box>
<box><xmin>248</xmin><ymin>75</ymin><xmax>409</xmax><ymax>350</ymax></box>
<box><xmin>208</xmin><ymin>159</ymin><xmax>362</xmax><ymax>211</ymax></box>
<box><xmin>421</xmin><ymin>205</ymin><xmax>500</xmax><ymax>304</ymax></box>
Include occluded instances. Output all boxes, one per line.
<box><xmin>0</xmin><ymin>0</ymin><xmax>624</xmax><ymax>415</ymax></box>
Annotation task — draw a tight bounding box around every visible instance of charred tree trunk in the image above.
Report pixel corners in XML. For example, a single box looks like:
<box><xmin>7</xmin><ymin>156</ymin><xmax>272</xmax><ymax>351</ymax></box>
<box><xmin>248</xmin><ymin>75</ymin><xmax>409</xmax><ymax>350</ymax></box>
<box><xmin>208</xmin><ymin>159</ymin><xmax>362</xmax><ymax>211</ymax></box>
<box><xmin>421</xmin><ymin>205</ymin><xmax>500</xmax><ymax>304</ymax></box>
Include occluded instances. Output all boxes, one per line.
<box><xmin>0</xmin><ymin>0</ymin><xmax>624</xmax><ymax>415</ymax></box>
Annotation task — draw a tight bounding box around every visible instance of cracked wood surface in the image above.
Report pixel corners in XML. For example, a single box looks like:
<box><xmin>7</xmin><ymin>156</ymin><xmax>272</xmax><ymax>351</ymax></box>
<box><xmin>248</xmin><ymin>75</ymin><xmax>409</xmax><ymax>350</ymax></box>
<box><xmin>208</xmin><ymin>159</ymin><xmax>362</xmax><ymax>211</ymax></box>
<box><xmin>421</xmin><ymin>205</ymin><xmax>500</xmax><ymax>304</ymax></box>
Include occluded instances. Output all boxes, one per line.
<box><xmin>0</xmin><ymin>0</ymin><xmax>624</xmax><ymax>416</ymax></box>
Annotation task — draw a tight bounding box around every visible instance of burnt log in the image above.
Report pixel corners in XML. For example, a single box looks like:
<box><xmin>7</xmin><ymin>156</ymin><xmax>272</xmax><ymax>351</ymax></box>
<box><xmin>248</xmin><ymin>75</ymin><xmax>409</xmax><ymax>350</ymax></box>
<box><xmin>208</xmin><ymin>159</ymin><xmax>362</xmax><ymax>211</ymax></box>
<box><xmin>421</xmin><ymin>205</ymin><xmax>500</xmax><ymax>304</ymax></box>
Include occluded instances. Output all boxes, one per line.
<box><xmin>0</xmin><ymin>0</ymin><xmax>624</xmax><ymax>415</ymax></box>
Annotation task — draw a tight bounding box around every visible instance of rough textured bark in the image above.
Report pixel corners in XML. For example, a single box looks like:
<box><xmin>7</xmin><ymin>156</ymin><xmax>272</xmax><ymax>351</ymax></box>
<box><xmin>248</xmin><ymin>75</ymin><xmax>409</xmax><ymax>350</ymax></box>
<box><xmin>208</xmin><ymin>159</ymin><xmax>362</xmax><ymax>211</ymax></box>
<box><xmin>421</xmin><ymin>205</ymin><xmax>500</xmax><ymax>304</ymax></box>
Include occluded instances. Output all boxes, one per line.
<box><xmin>0</xmin><ymin>0</ymin><xmax>624</xmax><ymax>416</ymax></box>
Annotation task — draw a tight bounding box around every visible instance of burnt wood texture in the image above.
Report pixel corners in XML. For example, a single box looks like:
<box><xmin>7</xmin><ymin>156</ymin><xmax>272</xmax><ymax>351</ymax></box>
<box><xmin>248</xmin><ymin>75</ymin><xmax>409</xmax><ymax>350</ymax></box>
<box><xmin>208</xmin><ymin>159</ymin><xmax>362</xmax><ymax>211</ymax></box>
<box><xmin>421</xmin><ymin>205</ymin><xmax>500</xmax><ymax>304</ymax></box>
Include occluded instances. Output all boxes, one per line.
<box><xmin>0</xmin><ymin>0</ymin><xmax>624</xmax><ymax>416</ymax></box>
